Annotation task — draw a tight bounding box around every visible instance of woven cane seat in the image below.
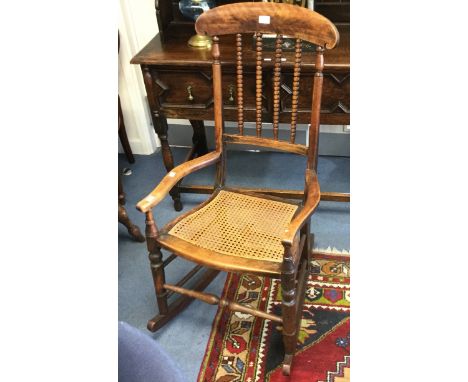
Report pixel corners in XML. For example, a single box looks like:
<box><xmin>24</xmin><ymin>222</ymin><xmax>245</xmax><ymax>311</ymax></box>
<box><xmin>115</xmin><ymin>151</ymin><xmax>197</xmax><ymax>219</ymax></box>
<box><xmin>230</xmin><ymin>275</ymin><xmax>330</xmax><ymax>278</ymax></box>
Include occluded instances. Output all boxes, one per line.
<box><xmin>167</xmin><ymin>190</ymin><xmax>298</xmax><ymax>263</ymax></box>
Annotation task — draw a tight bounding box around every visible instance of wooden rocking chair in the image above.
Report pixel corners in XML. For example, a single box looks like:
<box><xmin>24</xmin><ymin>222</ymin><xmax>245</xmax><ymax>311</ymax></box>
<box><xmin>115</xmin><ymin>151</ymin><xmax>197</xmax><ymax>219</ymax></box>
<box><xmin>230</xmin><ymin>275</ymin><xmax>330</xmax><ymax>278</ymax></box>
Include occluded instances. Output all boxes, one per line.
<box><xmin>136</xmin><ymin>2</ymin><xmax>339</xmax><ymax>375</ymax></box>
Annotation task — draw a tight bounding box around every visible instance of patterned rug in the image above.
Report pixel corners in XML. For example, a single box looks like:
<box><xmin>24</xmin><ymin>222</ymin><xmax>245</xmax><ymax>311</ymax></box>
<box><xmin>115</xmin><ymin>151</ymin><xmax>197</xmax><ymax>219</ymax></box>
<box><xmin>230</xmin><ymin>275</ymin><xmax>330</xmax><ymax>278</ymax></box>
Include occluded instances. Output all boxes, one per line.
<box><xmin>197</xmin><ymin>250</ymin><xmax>350</xmax><ymax>382</ymax></box>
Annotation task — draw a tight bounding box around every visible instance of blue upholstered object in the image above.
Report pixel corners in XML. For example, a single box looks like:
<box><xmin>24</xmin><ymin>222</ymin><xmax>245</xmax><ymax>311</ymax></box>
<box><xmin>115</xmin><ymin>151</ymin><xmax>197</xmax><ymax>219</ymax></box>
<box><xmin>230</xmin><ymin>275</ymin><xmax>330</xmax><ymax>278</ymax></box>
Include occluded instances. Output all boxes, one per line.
<box><xmin>118</xmin><ymin>321</ymin><xmax>187</xmax><ymax>382</ymax></box>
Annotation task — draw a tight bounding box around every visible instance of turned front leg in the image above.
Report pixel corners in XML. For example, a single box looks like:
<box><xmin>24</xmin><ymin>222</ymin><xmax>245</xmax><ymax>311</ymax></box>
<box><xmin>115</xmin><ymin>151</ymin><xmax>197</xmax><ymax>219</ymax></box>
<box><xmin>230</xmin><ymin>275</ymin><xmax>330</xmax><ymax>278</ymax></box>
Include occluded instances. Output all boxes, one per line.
<box><xmin>145</xmin><ymin>211</ymin><xmax>169</xmax><ymax>318</ymax></box>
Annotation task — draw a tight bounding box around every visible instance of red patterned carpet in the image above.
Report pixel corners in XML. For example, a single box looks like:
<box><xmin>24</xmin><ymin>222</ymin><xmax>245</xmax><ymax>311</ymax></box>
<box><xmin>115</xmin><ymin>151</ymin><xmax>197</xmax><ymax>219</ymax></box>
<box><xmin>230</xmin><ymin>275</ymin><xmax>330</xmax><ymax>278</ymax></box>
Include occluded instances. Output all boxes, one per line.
<box><xmin>197</xmin><ymin>251</ymin><xmax>350</xmax><ymax>382</ymax></box>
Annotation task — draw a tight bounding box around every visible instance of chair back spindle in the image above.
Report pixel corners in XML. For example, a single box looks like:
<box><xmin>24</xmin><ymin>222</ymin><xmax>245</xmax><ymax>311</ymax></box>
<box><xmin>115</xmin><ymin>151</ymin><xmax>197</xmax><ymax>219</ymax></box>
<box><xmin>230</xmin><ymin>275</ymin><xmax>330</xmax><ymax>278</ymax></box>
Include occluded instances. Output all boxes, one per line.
<box><xmin>255</xmin><ymin>32</ymin><xmax>263</xmax><ymax>137</ymax></box>
<box><xmin>272</xmin><ymin>34</ymin><xmax>283</xmax><ymax>140</ymax></box>
<box><xmin>290</xmin><ymin>38</ymin><xmax>302</xmax><ymax>144</ymax></box>
<box><xmin>236</xmin><ymin>33</ymin><xmax>244</xmax><ymax>135</ymax></box>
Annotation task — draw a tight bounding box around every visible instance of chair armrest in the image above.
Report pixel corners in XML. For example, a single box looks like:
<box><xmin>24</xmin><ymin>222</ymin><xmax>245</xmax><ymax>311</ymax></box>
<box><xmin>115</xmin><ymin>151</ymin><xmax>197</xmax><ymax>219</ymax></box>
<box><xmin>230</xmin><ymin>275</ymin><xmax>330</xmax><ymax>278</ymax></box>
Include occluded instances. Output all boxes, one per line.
<box><xmin>136</xmin><ymin>151</ymin><xmax>221</xmax><ymax>213</ymax></box>
<box><xmin>282</xmin><ymin>169</ymin><xmax>320</xmax><ymax>246</ymax></box>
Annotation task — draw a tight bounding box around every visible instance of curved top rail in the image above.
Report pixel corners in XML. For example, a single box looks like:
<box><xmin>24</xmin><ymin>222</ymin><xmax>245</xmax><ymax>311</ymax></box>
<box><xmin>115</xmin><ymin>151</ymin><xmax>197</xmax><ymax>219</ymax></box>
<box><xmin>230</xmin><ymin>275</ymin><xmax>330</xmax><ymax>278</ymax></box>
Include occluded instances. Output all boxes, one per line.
<box><xmin>195</xmin><ymin>2</ymin><xmax>339</xmax><ymax>49</ymax></box>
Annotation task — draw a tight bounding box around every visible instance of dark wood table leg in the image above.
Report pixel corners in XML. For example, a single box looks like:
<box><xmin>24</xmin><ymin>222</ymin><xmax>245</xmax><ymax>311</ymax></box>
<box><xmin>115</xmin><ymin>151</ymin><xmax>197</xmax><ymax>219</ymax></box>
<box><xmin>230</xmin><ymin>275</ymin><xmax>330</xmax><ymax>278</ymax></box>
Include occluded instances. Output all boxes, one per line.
<box><xmin>118</xmin><ymin>175</ymin><xmax>126</xmax><ymax>205</ymax></box>
<box><xmin>189</xmin><ymin>119</ymin><xmax>209</xmax><ymax>157</ymax></box>
<box><xmin>141</xmin><ymin>66</ymin><xmax>183</xmax><ymax>212</ymax></box>
<box><xmin>119</xmin><ymin>204</ymin><xmax>145</xmax><ymax>242</ymax></box>
<box><xmin>118</xmin><ymin>96</ymin><xmax>135</xmax><ymax>164</ymax></box>
<box><xmin>118</xmin><ymin>176</ymin><xmax>145</xmax><ymax>242</ymax></box>
<box><xmin>152</xmin><ymin>113</ymin><xmax>183</xmax><ymax>211</ymax></box>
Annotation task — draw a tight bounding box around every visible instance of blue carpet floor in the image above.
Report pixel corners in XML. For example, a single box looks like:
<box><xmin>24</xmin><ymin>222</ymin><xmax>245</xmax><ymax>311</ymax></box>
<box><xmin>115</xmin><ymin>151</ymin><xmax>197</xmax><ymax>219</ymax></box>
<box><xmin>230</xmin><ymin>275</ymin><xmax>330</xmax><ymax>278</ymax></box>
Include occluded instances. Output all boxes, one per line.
<box><xmin>118</xmin><ymin>148</ymin><xmax>349</xmax><ymax>381</ymax></box>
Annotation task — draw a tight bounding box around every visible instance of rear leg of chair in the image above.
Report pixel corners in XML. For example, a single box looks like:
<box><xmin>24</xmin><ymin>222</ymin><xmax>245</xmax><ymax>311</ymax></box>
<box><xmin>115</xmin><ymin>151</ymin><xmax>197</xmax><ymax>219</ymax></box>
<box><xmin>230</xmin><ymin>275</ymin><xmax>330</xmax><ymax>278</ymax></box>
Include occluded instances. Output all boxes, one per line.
<box><xmin>301</xmin><ymin>221</ymin><xmax>313</xmax><ymax>269</ymax></box>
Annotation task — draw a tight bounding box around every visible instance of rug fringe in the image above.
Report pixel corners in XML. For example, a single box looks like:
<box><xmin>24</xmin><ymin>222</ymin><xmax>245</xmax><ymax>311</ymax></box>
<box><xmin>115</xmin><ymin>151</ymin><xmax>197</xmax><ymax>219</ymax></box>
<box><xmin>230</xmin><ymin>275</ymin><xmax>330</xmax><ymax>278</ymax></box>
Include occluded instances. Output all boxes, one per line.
<box><xmin>314</xmin><ymin>246</ymin><xmax>350</xmax><ymax>256</ymax></box>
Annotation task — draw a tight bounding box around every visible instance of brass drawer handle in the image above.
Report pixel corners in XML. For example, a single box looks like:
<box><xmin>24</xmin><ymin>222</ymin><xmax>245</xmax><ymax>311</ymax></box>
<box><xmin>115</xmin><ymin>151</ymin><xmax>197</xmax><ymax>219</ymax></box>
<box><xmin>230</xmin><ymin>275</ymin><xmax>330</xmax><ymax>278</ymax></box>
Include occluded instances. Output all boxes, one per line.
<box><xmin>228</xmin><ymin>84</ymin><xmax>234</xmax><ymax>103</ymax></box>
<box><xmin>187</xmin><ymin>85</ymin><xmax>194</xmax><ymax>101</ymax></box>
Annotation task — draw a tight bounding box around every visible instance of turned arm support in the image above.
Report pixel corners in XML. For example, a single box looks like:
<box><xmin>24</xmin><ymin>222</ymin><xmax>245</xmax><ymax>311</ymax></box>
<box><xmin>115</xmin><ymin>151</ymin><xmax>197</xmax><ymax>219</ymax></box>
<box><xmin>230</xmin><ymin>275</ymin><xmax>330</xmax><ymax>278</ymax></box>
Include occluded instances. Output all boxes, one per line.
<box><xmin>136</xmin><ymin>151</ymin><xmax>221</xmax><ymax>213</ymax></box>
<box><xmin>282</xmin><ymin>169</ymin><xmax>320</xmax><ymax>246</ymax></box>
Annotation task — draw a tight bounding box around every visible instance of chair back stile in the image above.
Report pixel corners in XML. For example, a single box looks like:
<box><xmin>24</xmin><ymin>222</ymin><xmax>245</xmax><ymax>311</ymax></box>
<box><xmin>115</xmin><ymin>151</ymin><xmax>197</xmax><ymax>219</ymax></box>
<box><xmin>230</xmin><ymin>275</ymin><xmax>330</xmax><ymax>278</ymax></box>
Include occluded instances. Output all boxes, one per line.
<box><xmin>211</xmin><ymin>36</ymin><xmax>226</xmax><ymax>188</ymax></box>
<box><xmin>308</xmin><ymin>46</ymin><xmax>325</xmax><ymax>171</ymax></box>
<box><xmin>196</xmin><ymin>2</ymin><xmax>339</xmax><ymax>188</ymax></box>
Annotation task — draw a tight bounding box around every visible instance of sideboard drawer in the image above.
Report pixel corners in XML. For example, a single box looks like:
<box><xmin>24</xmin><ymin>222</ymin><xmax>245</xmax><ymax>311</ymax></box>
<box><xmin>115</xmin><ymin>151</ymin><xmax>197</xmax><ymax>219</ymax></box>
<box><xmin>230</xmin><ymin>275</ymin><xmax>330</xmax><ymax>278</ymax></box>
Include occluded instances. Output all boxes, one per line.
<box><xmin>151</xmin><ymin>69</ymin><xmax>267</xmax><ymax>120</ymax></box>
<box><xmin>321</xmin><ymin>73</ymin><xmax>350</xmax><ymax>115</ymax></box>
<box><xmin>222</xmin><ymin>71</ymin><xmax>268</xmax><ymax>121</ymax></box>
<box><xmin>152</xmin><ymin>70</ymin><xmax>213</xmax><ymax>108</ymax></box>
<box><xmin>221</xmin><ymin>72</ymin><xmax>259</xmax><ymax>111</ymax></box>
<box><xmin>279</xmin><ymin>72</ymin><xmax>350</xmax><ymax>124</ymax></box>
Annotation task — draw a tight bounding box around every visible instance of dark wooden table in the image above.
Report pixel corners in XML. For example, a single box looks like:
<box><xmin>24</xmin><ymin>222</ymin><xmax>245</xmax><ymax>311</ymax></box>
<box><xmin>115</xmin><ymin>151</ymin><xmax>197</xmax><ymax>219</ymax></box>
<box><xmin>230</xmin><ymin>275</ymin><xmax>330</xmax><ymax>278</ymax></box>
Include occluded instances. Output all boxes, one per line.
<box><xmin>131</xmin><ymin>25</ymin><xmax>349</xmax><ymax>210</ymax></box>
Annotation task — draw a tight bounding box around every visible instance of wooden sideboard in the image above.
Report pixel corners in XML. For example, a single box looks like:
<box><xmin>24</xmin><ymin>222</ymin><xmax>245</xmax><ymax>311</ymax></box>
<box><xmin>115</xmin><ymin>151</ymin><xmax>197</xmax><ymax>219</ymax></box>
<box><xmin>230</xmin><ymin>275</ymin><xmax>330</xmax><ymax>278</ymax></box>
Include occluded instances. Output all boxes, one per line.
<box><xmin>131</xmin><ymin>1</ymin><xmax>350</xmax><ymax>211</ymax></box>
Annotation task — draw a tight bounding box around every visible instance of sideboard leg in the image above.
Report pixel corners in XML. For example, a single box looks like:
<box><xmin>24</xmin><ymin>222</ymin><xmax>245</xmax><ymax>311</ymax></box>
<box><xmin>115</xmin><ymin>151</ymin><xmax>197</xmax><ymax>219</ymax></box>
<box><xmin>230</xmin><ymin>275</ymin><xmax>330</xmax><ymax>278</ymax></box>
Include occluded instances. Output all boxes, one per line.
<box><xmin>118</xmin><ymin>176</ymin><xmax>145</xmax><ymax>242</ymax></box>
<box><xmin>141</xmin><ymin>65</ymin><xmax>183</xmax><ymax>211</ymax></box>
<box><xmin>153</xmin><ymin>114</ymin><xmax>183</xmax><ymax>211</ymax></box>
<box><xmin>118</xmin><ymin>96</ymin><xmax>135</xmax><ymax>164</ymax></box>
<box><xmin>119</xmin><ymin>203</ymin><xmax>146</xmax><ymax>242</ymax></box>
<box><xmin>189</xmin><ymin>119</ymin><xmax>209</xmax><ymax>157</ymax></box>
